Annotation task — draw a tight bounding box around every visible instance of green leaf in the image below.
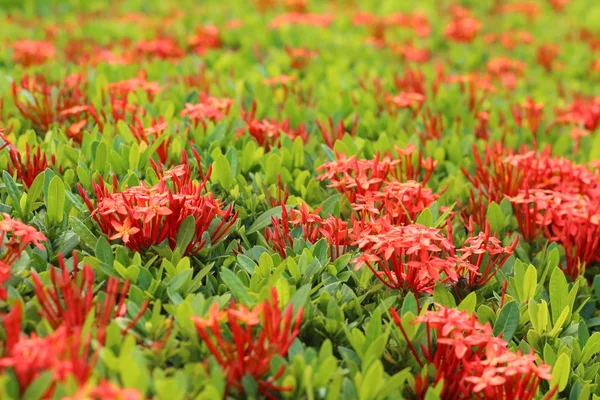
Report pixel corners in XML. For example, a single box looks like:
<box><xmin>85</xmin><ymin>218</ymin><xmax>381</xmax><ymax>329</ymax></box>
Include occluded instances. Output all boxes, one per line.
<box><xmin>359</xmin><ymin>361</ymin><xmax>383</xmax><ymax>400</ymax></box>
<box><xmin>24</xmin><ymin>171</ymin><xmax>45</xmax><ymax>215</ymax></box>
<box><xmin>401</xmin><ymin>293</ymin><xmax>418</xmax><ymax>316</ymax></box>
<box><xmin>46</xmin><ymin>176</ymin><xmax>65</xmax><ymax>224</ymax></box>
<box><xmin>581</xmin><ymin>332</ymin><xmax>600</xmax><ymax>364</ymax></box>
<box><xmin>175</xmin><ymin>215</ymin><xmax>196</xmax><ymax>252</ymax></box>
<box><xmin>70</xmin><ymin>216</ymin><xmax>97</xmax><ymax>248</ymax></box>
<box><xmin>522</xmin><ymin>264</ymin><xmax>537</xmax><ymax>300</ymax></box>
<box><xmin>211</xmin><ymin>154</ymin><xmax>233</xmax><ymax>191</ymax></box>
<box><xmin>549</xmin><ymin>268</ymin><xmax>569</xmax><ymax>324</ymax></box>
<box><xmin>2</xmin><ymin>171</ymin><xmax>22</xmax><ymax>215</ymax></box>
<box><xmin>415</xmin><ymin>208</ymin><xmax>433</xmax><ymax>227</ymax></box>
<box><xmin>551</xmin><ymin>353</ymin><xmax>571</xmax><ymax>392</ymax></box>
<box><xmin>96</xmin><ymin>236</ymin><xmax>114</xmax><ymax>266</ymax></box>
<box><xmin>457</xmin><ymin>292</ymin><xmax>477</xmax><ymax>314</ymax></box>
<box><xmin>246</xmin><ymin>206</ymin><xmax>291</xmax><ymax>235</ymax></box>
<box><xmin>288</xmin><ymin>284</ymin><xmax>310</xmax><ymax>315</ymax></box>
<box><xmin>486</xmin><ymin>201</ymin><xmax>505</xmax><ymax>233</ymax></box>
<box><xmin>590</xmin><ymin>130</ymin><xmax>600</xmax><ymax>161</ymax></box>
<box><xmin>168</xmin><ymin>269</ymin><xmax>193</xmax><ymax>292</ymax></box>
<box><xmin>22</xmin><ymin>371</ymin><xmax>53</xmax><ymax>400</ymax></box>
<box><xmin>433</xmin><ymin>283</ymin><xmax>456</xmax><ymax>308</ymax></box>
<box><xmin>264</xmin><ymin>154</ymin><xmax>282</xmax><ymax>186</ymax></box>
<box><xmin>493</xmin><ymin>301</ymin><xmax>519</xmax><ymax>342</ymax></box>
<box><xmin>220</xmin><ymin>269</ymin><xmax>251</xmax><ymax>306</ymax></box>
<box><xmin>549</xmin><ymin>307</ymin><xmax>569</xmax><ymax>338</ymax></box>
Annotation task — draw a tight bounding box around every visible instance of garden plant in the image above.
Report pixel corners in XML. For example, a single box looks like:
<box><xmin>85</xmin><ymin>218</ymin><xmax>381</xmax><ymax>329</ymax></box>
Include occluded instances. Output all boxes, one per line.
<box><xmin>0</xmin><ymin>0</ymin><xmax>600</xmax><ymax>399</ymax></box>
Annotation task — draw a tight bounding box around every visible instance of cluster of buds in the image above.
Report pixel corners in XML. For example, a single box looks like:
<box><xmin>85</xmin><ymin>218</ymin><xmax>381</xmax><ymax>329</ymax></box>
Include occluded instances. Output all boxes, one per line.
<box><xmin>391</xmin><ymin>306</ymin><xmax>555</xmax><ymax>400</ymax></box>
<box><xmin>79</xmin><ymin>150</ymin><xmax>238</xmax><ymax>256</ymax></box>
<box><xmin>12</xmin><ymin>73</ymin><xmax>88</xmax><ymax>134</ymax></box>
<box><xmin>0</xmin><ymin>304</ymin><xmax>96</xmax><ymax>398</ymax></box>
<box><xmin>239</xmin><ymin>101</ymin><xmax>308</xmax><ymax>150</ymax></box>
<box><xmin>192</xmin><ymin>287</ymin><xmax>303</xmax><ymax>400</ymax></box>
<box><xmin>265</xmin><ymin>203</ymin><xmax>350</xmax><ymax>260</ymax></box>
<box><xmin>0</xmin><ymin>134</ymin><xmax>56</xmax><ymax>188</ymax></box>
<box><xmin>31</xmin><ymin>252</ymin><xmax>149</xmax><ymax>344</ymax></box>
<box><xmin>316</xmin><ymin>115</ymin><xmax>359</xmax><ymax>149</ymax></box>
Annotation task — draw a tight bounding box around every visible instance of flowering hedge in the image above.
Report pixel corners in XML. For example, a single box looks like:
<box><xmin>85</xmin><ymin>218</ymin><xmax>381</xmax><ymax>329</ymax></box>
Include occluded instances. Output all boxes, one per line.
<box><xmin>0</xmin><ymin>0</ymin><xmax>599</xmax><ymax>399</ymax></box>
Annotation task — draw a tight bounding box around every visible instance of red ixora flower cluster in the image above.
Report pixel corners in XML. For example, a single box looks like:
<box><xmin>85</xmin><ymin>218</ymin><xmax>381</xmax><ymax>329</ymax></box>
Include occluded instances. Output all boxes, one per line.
<box><xmin>12</xmin><ymin>73</ymin><xmax>89</xmax><ymax>134</ymax></box>
<box><xmin>192</xmin><ymin>287</ymin><xmax>303</xmax><ymax>400</ymax></box>
<box><xmin>463</xmin><ymin>142</ymin><xmax>600</xmax><ymax>278</ymax></box>
<box><xmin>0</xmin><ymin>304</ymin><xmax>97</xmax><ymax>398</ymax></box>
<box><xmin>352</xmin><ymin>11</ymin><xmax>430</xmax><ymax>47</ymax></box>
<box><xmin>0</xmin><ymin>130</ymin><xmax>56</xmax><ymax>188</ymax></box>
<box><xmin>11</xmin><ymin>39</ymin><xmax>56</xmax><ymax>67</ymax></box>
<box><xmin>0</xmin><ymin>213</ymin><xmax>47</xmax><ymax>300</ymax></box>
<box><xmin>353</xmin><ymin>218</ymin><xmax>516</xmax><ymax>296</ymax></box>
<box><xmin>238</xmin><ymin>101</ymin><xmax>308</xmax><ymax>150</ymax></box>
<box><xmin>317</xmin><ymin>144</ymin><xmax>436</xmax><ymax>206</ymax></box>
<box><xmin>265</xmin><ymin>203</ymin><xmax>350</xmax><ymax>260</ymax></box>
<box><xmin>11</xmin><ymin>24</ymin><xmax>224</xmax><ymax>67</ymax></box>
<box><xmin>180</xmin><ymin>94</ymin><xmax>234</xmax><ymax>129</ymax></box>
<box><xmin>391</xmin><ymin>306</ymin><xmax>555</xmax><ymax>400</ymax></box>
<box><xmin>31</xmin><ymin>252</ymin><xmax>149</xmax><ymax>345</ymax></box>
<box><xmin>79</xmin><ymin>150</ymin><xmax>238</xmax><ymax>256</ymax></box>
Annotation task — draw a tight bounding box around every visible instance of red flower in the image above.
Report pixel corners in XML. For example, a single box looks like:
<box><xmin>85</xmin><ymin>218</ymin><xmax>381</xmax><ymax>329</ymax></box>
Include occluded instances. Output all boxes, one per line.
<box><xmin>317</xmin><ymin>144</ymin><xmax>436</xmax><ymax>205</ymax></box>
<box><xmin>192</xmin><ymin>288</ymin><xmax>303</xmax><ymax>400</ymax></box>
<box><xmin>1</xmin><ymin>135</ymin><xmax>55</xmax><ymax>188</ymax></box>
<box><xmin>238</xmin><ymin>102</ymin><xmax>308</xmax><ymax>149</ymax></box>
<box><xmin>486</xmin><ymin>57</ymin><xmax>527</xmax><ymax>89</ymax></box>
<box><xmin>510</xmin><ymin>98</ymin><xmax>544</xmax><ymax>134</ymax></box>
<box><xmin>0</xmin><ymin>214</ymin><xmax>47</xmax><ymax>300</ymax></box>
<box><xmin>0</xmin><ymin>304</ymin><xmax>97</xmax><ymax>397</ymax></box>
<box><xmin>391</xmin><ymin>305</ymin><xmax>554</xmax><ymax>400</ymax></box>
<box><xmin>63</xmin><ymin>380</ymin><xmax>142</xmax><ymax>400</ymax></box>
<box><xmin>12</xmin><ymin>39</ymin><xmax>55</xmax><ymax>66</ymax></box>
<box><xmin>353</xmin><ymin>180</ymin><xmax>440</xmax><ymax>225</ymax></box>
<box><xmin>555</xmin><ymin>96</ymin><xmax>600</xmax><ymax>132</ymax></box>
<box><xmin>269</xmin><ymin>12</ymin><xmax>333</xmax><ymax>29</ymax></box>
<box><xmin>188</xmin><ymin>25</ymin><xmax>222</xmax><ymax>55</ymax></box>
<box><xmin>285</xmin><ymin>46</ymin><xmax>317</xmax><ymax>69</ymax></box>
<box><xmin>457</xmin><ymin>220</ymin><xmax>518</xmax><ymax>288</ymax></box>
<box><xmin>537</xmin><ymin>44</ymin><xmax>561</xmax><ymax>72</ymax></box>
<box><xmin>180</xmin><ymin>95</ymin><xmax>234</xmax><ymax>129</ymax></box>
<box><xmin>444</xmin><ymin>7</ymin><xmax>481</xmax><ymax>43</ymax></box>
<box><xmin>353</xmin><ymin>221</ymin><xmax>458</xmax><ymax>295</ymax></box>
<box><xmin>132</xmin><ymin>36</ymin><xmax>185</xmax><ymax>61</ymax></box>
<box><xmin>316</xmin><ymin>115</ymin><xmax>358</xmax><ymax>149</ymax></box>
<box><xmin>265</xmin><ymin>204</ymin><xmax>349</xmax><ymax>260</ymax></box>
<box><xmin>31</xmin><ymin>252</ymin><xmax>149</xmax><ymax>344</ymax></box>
<box><xmin>79</xmin><ymin>150</ymin><xmax>238</xmax><ymax>256</ymax></box>
<box><xmin>12</xmin><ymin>73</ymin><xmax>88</xmax><ymax>134</ymax></box>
